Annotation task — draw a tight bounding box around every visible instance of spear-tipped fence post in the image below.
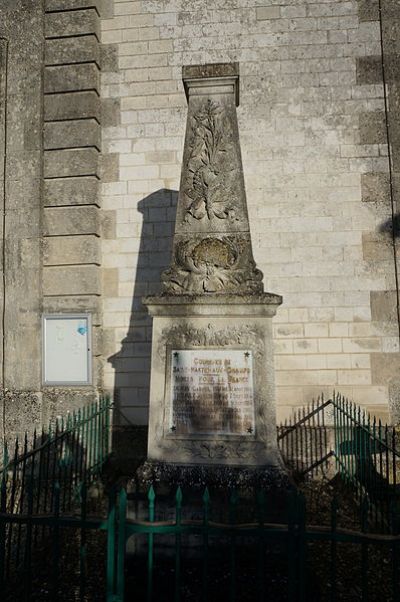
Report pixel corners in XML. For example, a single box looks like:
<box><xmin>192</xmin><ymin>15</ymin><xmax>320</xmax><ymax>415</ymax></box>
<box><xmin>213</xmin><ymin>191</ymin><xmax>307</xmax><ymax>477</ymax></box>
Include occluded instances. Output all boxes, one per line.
<box><xmin>52</xmin><ymin>482</ymin><xmax>61</xmax><ymax>601</ymax></box>
<box><xmin>361</xmin><ymin>496</ymin><xmax>369</xmax><ymax>602</ymax></box>
<box><xmin>229</xmin><ymin>489</ymin><xmax>238</xmax><ymax>602</ymax></box>
<box><xmin>0</xmin><ymin>476</ymin><xmax>7</xmax><ymax>595</ymax></box>
<box><xmin>107</xmin><ymin>487</ymin><xmax>117</xmax><ymax>602</ymax></box>
<box><xmin>174</xmin><ymin>486</ymin><xmax>183</xmax><ymax>602</ymax></box>
<box><xmin>202</xmin><ymin>487</ymin><xmax>210</xmax><ymax>602</ymax></box>
<box><xmin>79</xmin><ymin>482</ymin><xmax>87</xmax><ymax>602</ymax></box>
<box><xmin>147</xmin><ymin>486</ymin><xmax>155</xmax><ymax>602</ymax></box>
<box><xmin>256</xmin><ymin>490</ymin><xmax>266</xmax><ymax>602</ymax></box>
<box><xmin>330</xmin><ymin>497</ymin><xmax>338</xmax><ymax>602</ymax></box>
<box><xmin>116</xmin><ymin>488</ymin><xmax>127</xmax><ymax>601</ymax></box>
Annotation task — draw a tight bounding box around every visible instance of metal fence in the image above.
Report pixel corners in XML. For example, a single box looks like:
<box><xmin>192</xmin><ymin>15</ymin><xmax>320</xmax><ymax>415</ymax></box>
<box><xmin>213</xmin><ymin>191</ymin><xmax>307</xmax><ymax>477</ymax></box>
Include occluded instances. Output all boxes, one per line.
<box><xmin>0</xmin><ymin>396</ymin><xmax>112</xmax><ymax>515</ymax></box>
<box><xmin>278</xmin><ymin>393</ymin><xmax>400</xmax><ymax>531</ymax></box>
<box><xmin>0</xmin><ymin>396</ymin><xmax>112</xmax><ymax>600</ymax></box>
<box><xmin>109</xmin><ymin>486</ymin><xmax>400</xmax><ymax>602</ymax></box>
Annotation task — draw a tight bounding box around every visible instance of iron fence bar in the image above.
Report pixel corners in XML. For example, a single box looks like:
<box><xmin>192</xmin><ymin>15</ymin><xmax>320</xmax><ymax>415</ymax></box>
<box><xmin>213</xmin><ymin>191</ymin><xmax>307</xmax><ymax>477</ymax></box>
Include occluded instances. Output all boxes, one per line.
<box><xmin>330</xmin><ymin>497</ymin><xmax>338</xmax><ymax>602</ymax></box>
<box><xmin>106</xmin><ymin>488</ymin><xmax>117</xmax><ymax>602</ymax></box>
<box><xmin>116</xmin><ymin>488</ymin><xmax>127</xmax><ymax>601</ymax></box>
<box><xmin>0</xmin><ymin>477</ymin><xmax>6</xmax><ymax>593</ymax></box>
<box><xmin>52</xmin><ymin>482</ymin><xmax>61</xmax><ymax>602</ymax></box>
<box><xmin>147</xmin><ymin>485</ymin><xmax>155</xmax><ymax>602</ymax></box>
<box><xmin>229</xmin><ymin>489</ymin><xmax>238</xmax><ymax>602</ymax></box>
<box><xmin>202</xmin><ymin>488</ymin><xmax>210</xmax><ymax>602</ymax></box>
<box><xmin>15</xmin><ymin>433</ymin><xmax>28</xmax><ymax>568</ymax></box>
<box><xmin>287</xmin><ymin>490</ymin><xmax>297</xmax><ymax>602</ymax></box>
<box><xmin>23</xmin><ymin>476</ymin><xmax>34</xmax><ymax>602</ymax></box>
<box><xmin>80</xmin><ymin>483</ymin><xmax>87</xmax><ymax>602</ymax></box>
<box><xmin>297</xmin><ymin>493</ymin><xmax>306</xmax><ymax>602</ymax></box>
<box><xmin>361</xmin><ymin>497</ymin><xmax>369</xmax><ymax>602</ymax></box>
<box><xmin>0</xmin><ymin>402</ymin><xmax>112</xmax><ymax>476</ymax></box>
<box><xmin>278</xmin><ymin>400</ymin><xmax>332</xmax><ymax>438</ymax></box>
<box><xmin>256</xmin><ymin>490</ymin><xmax>265</xmax><ymax>602</ymax></box>
<box><xmin>174</xmin><ymin>487</ymin><xmax>182</xmax><ymax>602</ymax></box>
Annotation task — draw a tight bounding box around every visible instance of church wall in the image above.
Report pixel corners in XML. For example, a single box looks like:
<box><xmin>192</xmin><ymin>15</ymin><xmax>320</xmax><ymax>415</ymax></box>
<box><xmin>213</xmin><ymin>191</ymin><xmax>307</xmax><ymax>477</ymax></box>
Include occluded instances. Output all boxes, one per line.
<box><xmin>100</xmin><ymin>0</ymin><xmax>400</xmax><ymax>425</ymax></box>
<box><xmin>0</xmin><ymin>0</ymin><xmax>44</xmax><ymax>439</ymax></box>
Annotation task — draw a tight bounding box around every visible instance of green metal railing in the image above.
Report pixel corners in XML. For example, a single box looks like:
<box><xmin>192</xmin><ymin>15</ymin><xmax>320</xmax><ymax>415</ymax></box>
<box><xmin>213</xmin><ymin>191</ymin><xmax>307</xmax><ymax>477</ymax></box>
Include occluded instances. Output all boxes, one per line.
<box><xmin>278</xmin><ymin>393</ymin><xmax>400</xmax><ymax>530</ymax></box>
<box><xmin>0</xmin><ymin>396</ymin><xmax>112</xmax><ymax>601</ymax></box>
<box><xmin>107</xmin><ymin>485</ymin><xmax>400</xmax><ymax>602</ymax></box>
<box><xmin>0</xmin><ymin>396</ymin><xmax>112</xmax><ymax>515</ymax></box>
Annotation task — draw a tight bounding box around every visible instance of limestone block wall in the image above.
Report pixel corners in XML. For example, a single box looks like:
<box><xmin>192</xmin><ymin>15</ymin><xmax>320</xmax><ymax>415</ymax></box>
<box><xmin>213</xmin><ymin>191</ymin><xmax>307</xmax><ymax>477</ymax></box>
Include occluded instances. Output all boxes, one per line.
<box><xmin>100</xmin><ymin>0</ymin><xmax>400</xmax><ymax>425</ymax></box>
<box><xmin>0</xmin><ymin>0</ymin><xmax>44</xmax><ymax>439</ymax></box>
<box><xmin>42</xmin><ymin>0</ymin><xmax>104</xmax><ymax>416</ymax></box>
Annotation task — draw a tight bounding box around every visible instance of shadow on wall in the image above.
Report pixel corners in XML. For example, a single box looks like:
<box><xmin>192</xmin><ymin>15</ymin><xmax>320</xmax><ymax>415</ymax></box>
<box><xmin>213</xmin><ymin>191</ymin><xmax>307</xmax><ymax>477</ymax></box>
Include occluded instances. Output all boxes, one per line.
<box><xmin>379</xmin><ymin>214</ymin><xmax>400</xmax><ymax>238</ymax></box>
<box><xmin>108</xmin><ymin>189</ymin><xmax>178</xmax><ymax>469</ymax></box>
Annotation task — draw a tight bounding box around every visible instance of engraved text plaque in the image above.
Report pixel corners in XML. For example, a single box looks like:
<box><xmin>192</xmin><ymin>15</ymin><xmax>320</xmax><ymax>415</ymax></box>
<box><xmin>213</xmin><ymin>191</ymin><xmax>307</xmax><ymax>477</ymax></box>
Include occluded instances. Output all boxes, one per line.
<box><xmin>170</xmin><ymin>349</ymin><xmax>255</xmax><ymax>436</ymax></box>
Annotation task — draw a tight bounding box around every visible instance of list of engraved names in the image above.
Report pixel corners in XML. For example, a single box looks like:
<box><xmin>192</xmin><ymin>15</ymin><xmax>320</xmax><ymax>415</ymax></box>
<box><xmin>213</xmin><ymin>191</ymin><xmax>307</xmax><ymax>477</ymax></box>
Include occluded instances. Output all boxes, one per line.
<box><xmin>170</xmin><ymin>349</ymin><xmax>255</xmax><ymax>436</ymax></box>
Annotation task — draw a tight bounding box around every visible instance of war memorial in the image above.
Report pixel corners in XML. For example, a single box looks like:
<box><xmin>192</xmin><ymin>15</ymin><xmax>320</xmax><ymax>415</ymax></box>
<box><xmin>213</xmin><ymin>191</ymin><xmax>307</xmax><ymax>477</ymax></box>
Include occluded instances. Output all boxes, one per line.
<box><xmin>0</xmin><ymin>1</ymin><xmax>400</xmax><ymax>599</ymax></box>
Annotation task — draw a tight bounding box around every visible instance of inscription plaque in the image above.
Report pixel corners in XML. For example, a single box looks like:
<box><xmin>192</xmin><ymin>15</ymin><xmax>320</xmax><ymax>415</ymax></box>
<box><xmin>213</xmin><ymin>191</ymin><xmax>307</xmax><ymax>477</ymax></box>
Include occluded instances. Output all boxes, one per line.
<box><xmin>170</xmin><ymin>349</ymin><xmax>255</xmax><ymax>436</ymax></box>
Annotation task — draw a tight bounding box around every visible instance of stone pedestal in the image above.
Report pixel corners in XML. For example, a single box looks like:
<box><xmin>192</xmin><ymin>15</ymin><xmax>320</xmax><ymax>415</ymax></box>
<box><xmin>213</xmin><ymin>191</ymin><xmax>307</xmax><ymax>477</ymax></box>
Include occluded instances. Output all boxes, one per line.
<box><xmin>143</xmin><ymin>294</ymin><xmax>282</xmax><ymax>467</ymax></box>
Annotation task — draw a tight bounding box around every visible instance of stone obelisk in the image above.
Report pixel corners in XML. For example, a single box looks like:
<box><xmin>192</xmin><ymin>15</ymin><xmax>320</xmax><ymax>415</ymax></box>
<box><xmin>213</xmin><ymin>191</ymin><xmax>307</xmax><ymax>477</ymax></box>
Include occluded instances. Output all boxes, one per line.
<box><xmin>143</xmin><ymin>63</ymin><xmax>282</xmax><ymax>467</ymax></box>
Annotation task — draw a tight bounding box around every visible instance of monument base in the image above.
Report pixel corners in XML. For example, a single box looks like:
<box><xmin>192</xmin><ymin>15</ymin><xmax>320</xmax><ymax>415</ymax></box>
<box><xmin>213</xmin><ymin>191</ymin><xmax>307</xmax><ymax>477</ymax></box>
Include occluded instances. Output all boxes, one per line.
<box><xmin>143</xmin><ymin>293</ymin><xmax>282</xmax><ymax>468</ymax></box>
<box><xmin>136</xmin><ymin>457</ymin><xmax>293</xmax><ymax>492</ymax></box>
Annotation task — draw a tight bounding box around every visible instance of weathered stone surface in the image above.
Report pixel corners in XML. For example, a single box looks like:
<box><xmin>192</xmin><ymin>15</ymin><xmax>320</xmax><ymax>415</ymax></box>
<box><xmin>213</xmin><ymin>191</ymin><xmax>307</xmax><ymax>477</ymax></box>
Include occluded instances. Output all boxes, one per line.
<box><xmin>45</xmin><ymin>91</ymin><xmax>100</xmax><ymax>122</ymax></box>
<box><xmin>359</xmin><ymin>112</ymin><xmax>386</xmax><ymax>145</ymax></box>
<box><xmin>356</xmin><ymin>56</ymin><xmax>382</xmax><ymax>85</ymax></box>
<box><xmin>382</xmin><ymin>18</ymin><xmax>400</xmax><ymax>54</ymax></box>
<box><xmin>361</xmin><ymin>172</ymin><xmax>391</xmax><ymax>204</ymax></box>
<box><xmin>102</xmin><ymin>268</ymin><xmax>119</xmax><ymax>296</ymax></box>
<box><xmin>0</xmin><ymin>0</ymin><xmax>43</xmax><ymax>407</ymax></box>
<box><xmin>43</xmin><ymin>265</ymin><xmax>101</xmax><ymax>296</ymax></box>
<box><xmin>44</xmin><ymin>176</ymin><xmax>99</xmax><ymax>206</ymax></box>
<box><xmin>162</xmin><ymin>64</ymin><xmax>262</xmax><ymax>295</ymax></box>
<box><xmin>362</xmin><ymin>232</ymin><xmax>394</xmax><ymax>262</ymax></box>
<box><xmin>44</xmin><ymin>0</ymin><xmax>103</xmax><ymax>15</ymax></box>
<box><xmin>45</xmin><ymin>35</ymin><xmax>99</xmax><ymax>66</ymax></box>
<box><xmin>44</xmin><ymin>119</ymin><xmax>101</xmax><ymax>150</ymax></box>
<box><xmin>44</xmin><ymin>148</ymin><xmax>99</xmax><ymax>178</ymax></box>
<box><xmin>42</xmin><ymin>388</ymin><xmax>98</xmax><ymax>427</ymax></box>
<box><xmin>43</xmin><ymin>235</ymin><xmax>100</xmax><ymax>265</ymax></box>
<box><xmin>101</xmin><ymin>97</ymin><xmax>120</xmax><ymax>127</ymax></box>
<box><xmin>45</xmin><ymin>9</ymin><xmax>100</xmax><ymax>39</ymax></box>
<box><xmin>101</xmin><ymin>153</ymin><xmax>119</xmax><ymax>182</ymax></box>
<box><xmin>143</xmin><ymin>65</ymin><xmax>282</xmax><ymax>466</ymax></box>
<box><xmin>101</xmin><ymin>44</ymin><xmax>118</xmax><ymax>72</ymax></box>
<box><xmin>371</xmin><ymin>352</ymin><xmax>400</xmax><ymax>385</ymax></box>
<box><xmin>2</xmin><ymin>391</ymin><xmax>42</xmax><ymax>441</ymax></box>
<box><xmin>144</xmin><ymin>301</ymin><xmax>281</xmax><ymax>466</ymax></box>
<box><xmin>42</xmin><ymin>295</ymin><xmax>101</xmax><ymax>320</ymax></box>
<box><xmin>101</xmin><ymin>210</ymin><xmax>117</xmax><ymax>239</ymax></box>
<box><xmin>44</xmin><ymin>63</ymin><xmax>100</xmax><ymax>94</ymax></box>
<box><xmin>43</xmin><ymin>206</ymin><xmax>100</xmax><ymax>236</ymax></box>
<box><xmin>357</xmin><ymin>0</ymin><xmax>379</xmax><ymax>21</ymax></box>
<box><xmin>371</xmin><ymin>290</ymin><xmax>398</xmax><ymax>322</ymax></box>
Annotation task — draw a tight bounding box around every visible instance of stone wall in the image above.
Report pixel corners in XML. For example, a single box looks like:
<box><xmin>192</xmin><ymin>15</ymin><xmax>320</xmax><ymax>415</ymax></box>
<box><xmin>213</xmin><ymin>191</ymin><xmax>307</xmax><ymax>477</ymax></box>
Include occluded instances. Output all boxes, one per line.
<box><xmin>0</xmin><ymin>0</ymin><xmax>109</xmax><ymax>441</ymax></box>
<box><xmin>42</xmin><ymin>0</ymin><xmax>104</xmax><ymax>417</ymax></box>
<box><xmin>0</xmin><ymin>0</ymin><xmax>43</xmax><ymax>439</ymax></box>
<box><xmin>100</xmin><ymin>0</ymin><xmax>400</xmax><ymax>425</ymax></box>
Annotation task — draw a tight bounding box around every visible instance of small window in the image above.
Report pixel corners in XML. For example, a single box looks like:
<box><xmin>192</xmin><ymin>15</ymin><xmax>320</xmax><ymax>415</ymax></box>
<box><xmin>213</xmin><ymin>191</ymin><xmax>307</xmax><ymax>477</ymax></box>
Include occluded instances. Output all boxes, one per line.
<box><xmin>42</xmin><ymin>314</ymin><xmax>92</xmax><ymax>386</ymax></box>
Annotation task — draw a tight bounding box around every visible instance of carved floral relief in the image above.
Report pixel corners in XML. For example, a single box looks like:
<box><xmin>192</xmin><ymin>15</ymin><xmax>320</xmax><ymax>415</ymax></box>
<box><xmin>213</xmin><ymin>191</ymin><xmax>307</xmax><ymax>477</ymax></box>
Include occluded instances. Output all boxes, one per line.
<box><xmin>162</xmin><ymin>235</ymin><xmax>264</xmax><ymax>294</ymax></box>
<box><xmin>183</xmin><ymin>99</ymin><xmax>240</xmax><ymax>223</ymax></box>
